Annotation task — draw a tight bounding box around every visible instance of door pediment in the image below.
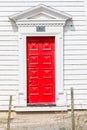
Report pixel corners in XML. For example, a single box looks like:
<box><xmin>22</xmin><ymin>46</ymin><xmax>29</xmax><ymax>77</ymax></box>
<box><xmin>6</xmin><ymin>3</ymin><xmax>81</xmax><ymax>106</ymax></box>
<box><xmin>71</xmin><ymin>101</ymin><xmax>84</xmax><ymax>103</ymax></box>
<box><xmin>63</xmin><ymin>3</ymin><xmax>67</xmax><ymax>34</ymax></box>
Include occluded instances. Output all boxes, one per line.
<box><xmin>9</xmin><ymin>4</ymin><xmax>71</xmax><ymax>22</ymax></box>
<box><xmin>27</xmin><ymin>13</ymin><xmax>56</xmax><ymax>20</ymax></box>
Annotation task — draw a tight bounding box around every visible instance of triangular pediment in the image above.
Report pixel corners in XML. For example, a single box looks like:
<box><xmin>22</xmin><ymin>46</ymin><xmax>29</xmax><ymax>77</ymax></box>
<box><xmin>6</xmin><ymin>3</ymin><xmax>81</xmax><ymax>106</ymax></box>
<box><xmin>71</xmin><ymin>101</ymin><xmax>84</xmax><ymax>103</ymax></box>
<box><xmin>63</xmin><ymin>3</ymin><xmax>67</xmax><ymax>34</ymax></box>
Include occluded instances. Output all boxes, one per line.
<box><xmin>27</xmin><ymin>13</ymin><xmax>56</xmax><ymax>20</ymax></box>
<box><xmin>9</xmin><ymin>4</ymin><xmax>71</xmax><ymax>22</ymax></box>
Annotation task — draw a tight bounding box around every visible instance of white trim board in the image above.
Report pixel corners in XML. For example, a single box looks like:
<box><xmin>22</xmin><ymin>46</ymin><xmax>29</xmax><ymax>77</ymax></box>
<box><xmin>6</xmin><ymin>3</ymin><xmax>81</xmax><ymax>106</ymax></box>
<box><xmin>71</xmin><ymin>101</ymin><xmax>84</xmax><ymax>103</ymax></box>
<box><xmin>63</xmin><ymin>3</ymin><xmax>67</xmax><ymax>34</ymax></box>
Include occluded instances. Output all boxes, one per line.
<box><xmin>9</xmin><ymin>4</ymin><xmax>71</xmax><ymax>111</ymax></box>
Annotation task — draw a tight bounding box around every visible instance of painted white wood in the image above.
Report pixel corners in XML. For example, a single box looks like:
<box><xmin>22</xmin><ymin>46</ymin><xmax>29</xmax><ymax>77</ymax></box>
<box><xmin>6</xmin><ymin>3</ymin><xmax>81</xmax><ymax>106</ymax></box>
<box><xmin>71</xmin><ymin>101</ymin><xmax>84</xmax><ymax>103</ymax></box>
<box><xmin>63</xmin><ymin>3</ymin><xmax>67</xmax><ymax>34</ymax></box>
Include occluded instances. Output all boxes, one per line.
<box><xmin>68</xmin><ymin>105</ymin><xmax>87</xmax><ymax>110</ymax></box>
<box><xmin>0</xmin><ymin>96</ymin><xmax>16</xmax><ymax>100</ymax></box>
<box><xmin>9</xmin><ymin>4</ymin><xmax>71</xmax><ymax>21</ymax></box>
<box><xmin>0</xmin><ymin>20</ymin><xmax>86</xmax><ymax>27</ymax></box>
<box><xmin>0</xmin><ymin>7</ymin><xmax>84</xmax><ymax>12</ymax></box>
<box><xmin>0</xmin><ymin>47</ymin><xmax>18</xmax><ymax>51</ymax></box>
<box><xmin>69</xmin><ymin>16</ymin><xmax>85</xmax><ymax>20</ymax></box>
<box><xmin>0</xmin><ymin>20</ymin><xmax>85</xmax><ymax>26</ymax></box>
<box><xmin>67</xmin><ymin>94</ymin><xmax>87</xmax><ymax>100</ymax></box>
<box><xmin>0</xmin><ymin>12</ymin><xmax>20</xmax><ymax>16</ymax></box>
<box><xmin>65</xmin><ymin>62</ymin><xmax>87</xmax><ymax>66</ymax></box>
<box><xmin>0</xmin><ymin>56</ymin><xmax>18</xmax><ymax>60</ymax></box>
<box><xmin>0</xmin><ymin>106</ymin><xmax>15</xmax><ymax>111</ymax></box>
<box><xmin>0</xmin><ymin>101</ymin><xmax>16</xmax><ymax>106</ymax></box>
<box><xmin>0</xmin><ymin>40</ymin><xmax>18</xmax><ymax>44</ymax></box>
<box><xmin>0</xmin><ymin>0</ymin><xmax>84</xmax><ymax>1</ymax></box>
<box><xmin>66</xmin><ymin>89</ymin><xmax>87</xmax><ymax>93</ymax></box>
<box><xmin>0</xmin><ymin>0</ymin><xmax>87</xmax><ymax>111</ymax></box>
<box><xmin>67</xmin><ymin>100</ymin><xmax>87</xmax><ymax>106</ymax></box>
<box><xmin>65</xmin><ymin>34</ymin><xmax>87</xmax><ymax>39</ymax></box>
<box><xmin>0</xmin><ymin>73</ymin><xmax>18</xmax><ymax>77</ymax></box>
<box><xmin>0</xmin><ymin>80</ymin><xmax>18</xmax><ymax>85</ymax></box>
<box><xmin>0</xmin><ymin>1</ymin><xmax>84</xmax><ymax>6</ymax></box>
<box><xmin>65</xmin><ymin>45</ymin><xmax>87</xmax><ymax>50</ymax></box>
<box><xmin>0</xmin><ymin>27</ymin><xmax>17</xmax><ymax>31</ymax></box>
<box><xmin>64</xmin><ymin>40</ymin><xmax>87</xmax><ymax>45</ymax></box>
<box><xmin>0</xmin><ymin>50</ymin><xmax>16</xmax><ymax>55</ymax></box>
<box><xmin>64</xmin><ymin>50</ymin><xmax>87</xmax><ymax>55</ymax></box>
<box><xmin>65</xmin><ymin>85</ymin><xmax>87</xmax><ymax>90</ymax></box>
<box><xmin>70</xmin><ymin>14</ymin><xmax>85</xmax><ymax>17</ymax></box>
<box><xmin>53</xmin><ymin>7</ymin><xmax>84</xmax><ymax>12</ymax></box>
<box><xmin>65</xmin><ymin>25</ymin><xmax>86</xmax><ymax>31</ymax></box>
<box><xmin>65</xmin><ymin>83</ymin><xmax>87</xmax><ymax>86</ymax></box>
<box><xmin>65</xmin><ymin>80</ymin><xmax>87</xmax><ymax>85</ymax></box>
<box><xmin>66</xmin><ymin>22</ymin><xmax>86</xmax><ymax>26</ymax></box>
<box><xmin>68</xmin><ymin>99</ymin><xmax>87</xmax><ymax>104</ymax></box>
<box><xmin>9</xmin><ymin>4</ymin><xmax>71</xmax><ymax>108</ymax></box>
<box><xmin>65</xmin><ymin>74</ymin><xmax>87</xmax><ymax>80</ymax></box>
<box><xmin>64</xmin><ymin>55</ymin><xmax>87</xmax><ymax>60</ymax></box>
<box><xmin>0</xmin><ymin>14</ymin><xmax>84</xmax><ymax>21</ymax></box>
<box><xmin>84</xmin><ymin>0</ymin><xmax>87</xmax><ymax>29</ymax></box>
<box><xmin>0</xmin><ymin>86</ymin><xmax>18</xmax><ymax>90</ymax></box>
<box><xmin>65</xmin><ymin>60</ymin><xmax>87</xmax><ymax>65</ymax></box>
<box><xmin>0</xmin><ymin>61</ymin><xmax>18</xmax><ymax>65</ymax></box>
<box><xmin>0</xmin><ymin>91</ymin><xmax>17</xmax><ymax>95</ymax></box>
<box><xmin>64</xmin><ymin>70</ymin><xmax>87</xmax><ymax>75</ymax></box>
<box><xmin>0</xmin><ymin>11</ymin><xmax>85</xmax><ymax>17</ymax></box>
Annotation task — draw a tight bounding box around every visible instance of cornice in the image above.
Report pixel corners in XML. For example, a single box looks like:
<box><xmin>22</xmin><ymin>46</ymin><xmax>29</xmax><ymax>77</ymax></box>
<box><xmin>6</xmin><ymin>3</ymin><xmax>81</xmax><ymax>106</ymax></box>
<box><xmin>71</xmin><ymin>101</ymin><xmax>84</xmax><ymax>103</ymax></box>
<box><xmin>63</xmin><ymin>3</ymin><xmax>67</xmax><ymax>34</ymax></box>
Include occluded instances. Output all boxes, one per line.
<box><xmin>17</xmin><ymin>22</ymin><xmax>65</xmax><ymax>27</ymax></box>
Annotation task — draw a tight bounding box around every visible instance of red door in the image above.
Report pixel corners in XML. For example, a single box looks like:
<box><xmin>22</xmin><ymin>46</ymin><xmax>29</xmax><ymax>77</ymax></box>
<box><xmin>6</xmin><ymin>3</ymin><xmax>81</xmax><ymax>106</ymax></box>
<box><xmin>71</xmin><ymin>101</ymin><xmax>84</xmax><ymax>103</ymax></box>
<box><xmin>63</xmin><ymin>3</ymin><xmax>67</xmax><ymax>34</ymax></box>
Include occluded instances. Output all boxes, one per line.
<box><xmin>27</xmin><ymin>36</ymin><xmax>55</xmax><ymax>104</ymax></box>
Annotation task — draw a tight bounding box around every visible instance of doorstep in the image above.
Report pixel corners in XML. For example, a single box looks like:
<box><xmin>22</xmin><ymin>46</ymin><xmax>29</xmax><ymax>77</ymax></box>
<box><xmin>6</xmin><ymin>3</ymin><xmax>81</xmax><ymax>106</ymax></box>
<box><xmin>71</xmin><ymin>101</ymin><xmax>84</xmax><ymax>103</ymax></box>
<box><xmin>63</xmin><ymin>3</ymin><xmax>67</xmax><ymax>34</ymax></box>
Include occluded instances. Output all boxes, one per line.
<box><xmin>15</xmin><ymin>105</ymin><xmax>67</xmax><ymax>112</ymax></box>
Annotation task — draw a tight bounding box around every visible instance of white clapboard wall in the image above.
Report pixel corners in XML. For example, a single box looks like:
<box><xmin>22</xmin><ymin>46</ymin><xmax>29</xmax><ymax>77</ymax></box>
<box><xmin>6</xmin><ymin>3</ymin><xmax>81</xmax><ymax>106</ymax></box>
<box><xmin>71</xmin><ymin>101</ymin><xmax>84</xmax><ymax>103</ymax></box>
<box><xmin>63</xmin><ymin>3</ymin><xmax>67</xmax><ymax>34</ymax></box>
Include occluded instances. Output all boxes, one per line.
<box><xmin>0</xmin><ymin>0</ymin><xmax>87</xmax><ymax>110</ymax></box>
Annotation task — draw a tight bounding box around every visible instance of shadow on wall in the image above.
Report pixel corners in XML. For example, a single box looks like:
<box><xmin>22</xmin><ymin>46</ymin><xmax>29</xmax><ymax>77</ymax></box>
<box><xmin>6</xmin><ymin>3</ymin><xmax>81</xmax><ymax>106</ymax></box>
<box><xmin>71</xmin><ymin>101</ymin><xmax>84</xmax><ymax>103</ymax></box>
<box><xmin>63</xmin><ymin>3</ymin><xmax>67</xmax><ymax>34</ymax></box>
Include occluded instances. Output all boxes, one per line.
<box><xmin>9</xmin><ymin>19</ymin><xmax>18</xmax><ymax>32</ymax></box>
<box><xmin>64</xmin><ymin>20</ymin><xmax>75</xmax><ymax>33</ymax></box>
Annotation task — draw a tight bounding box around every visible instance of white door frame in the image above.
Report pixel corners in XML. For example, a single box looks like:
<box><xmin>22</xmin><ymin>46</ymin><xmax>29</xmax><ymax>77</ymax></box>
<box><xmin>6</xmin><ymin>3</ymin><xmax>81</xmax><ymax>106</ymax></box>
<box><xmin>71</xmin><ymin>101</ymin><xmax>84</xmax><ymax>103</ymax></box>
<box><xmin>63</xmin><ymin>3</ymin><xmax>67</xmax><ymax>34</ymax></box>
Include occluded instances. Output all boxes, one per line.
<box><xmin>9</xmin><ymin>4</ymin><xmax>71</xmax><ymax>111</ymax></box>
<box><xmin>16</xmin><ymin>24</ymin><xmax>67</xmax><ymax>111</ymax></box>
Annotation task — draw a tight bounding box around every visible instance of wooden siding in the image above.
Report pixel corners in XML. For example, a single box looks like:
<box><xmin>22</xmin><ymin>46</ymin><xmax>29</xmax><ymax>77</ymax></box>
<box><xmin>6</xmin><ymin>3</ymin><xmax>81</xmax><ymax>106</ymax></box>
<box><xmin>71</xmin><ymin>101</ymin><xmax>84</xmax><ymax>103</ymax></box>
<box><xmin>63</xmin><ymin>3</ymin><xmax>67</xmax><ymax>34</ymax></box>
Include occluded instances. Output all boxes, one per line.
<box><xmin>0</xmin><ymin>0</ymin><xmax>87</xmax><ymax>110</ymax></box>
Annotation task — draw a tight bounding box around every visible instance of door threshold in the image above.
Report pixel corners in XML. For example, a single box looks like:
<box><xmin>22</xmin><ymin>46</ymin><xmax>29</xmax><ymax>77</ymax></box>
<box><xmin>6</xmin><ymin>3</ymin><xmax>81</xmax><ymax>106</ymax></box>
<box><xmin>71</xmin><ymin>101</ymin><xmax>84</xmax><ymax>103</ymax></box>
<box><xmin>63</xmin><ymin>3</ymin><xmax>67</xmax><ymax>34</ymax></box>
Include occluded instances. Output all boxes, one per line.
<box><xmin>27</xmin><ymin>103</ymin><xmax>56</xmax><ymax>106</ymax></box>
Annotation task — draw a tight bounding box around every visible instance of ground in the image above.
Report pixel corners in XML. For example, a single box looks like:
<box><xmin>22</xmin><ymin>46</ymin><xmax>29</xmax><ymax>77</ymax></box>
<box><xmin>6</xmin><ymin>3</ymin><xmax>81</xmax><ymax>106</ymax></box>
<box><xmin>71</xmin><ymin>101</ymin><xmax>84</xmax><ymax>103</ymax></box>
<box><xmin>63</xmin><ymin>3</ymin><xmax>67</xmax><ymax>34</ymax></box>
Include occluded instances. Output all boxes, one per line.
<box><xmin>0</xmin><ymin>111</ymin><xmax>87</xmax><ymax>130</ymax></box>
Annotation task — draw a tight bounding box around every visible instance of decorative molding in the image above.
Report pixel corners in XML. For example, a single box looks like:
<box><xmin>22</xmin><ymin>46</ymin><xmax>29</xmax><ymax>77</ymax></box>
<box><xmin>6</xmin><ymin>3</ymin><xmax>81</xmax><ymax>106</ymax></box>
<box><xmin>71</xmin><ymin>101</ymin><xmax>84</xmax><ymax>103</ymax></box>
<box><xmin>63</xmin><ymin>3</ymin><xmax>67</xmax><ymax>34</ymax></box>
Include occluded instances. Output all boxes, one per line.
<box><xmin>9</xmin><ymin>4</ymin><xmax>72</xmax><ymax>22</ymax></box>
<box><xmin>17</xmin><ymin>23</ymin><xmax>65</xmax><ymax>27</ymax></box>
<box><xmin>9</xmin><ymin>4</ymin><xmax>72</xmax><ymax>30</ymax></box>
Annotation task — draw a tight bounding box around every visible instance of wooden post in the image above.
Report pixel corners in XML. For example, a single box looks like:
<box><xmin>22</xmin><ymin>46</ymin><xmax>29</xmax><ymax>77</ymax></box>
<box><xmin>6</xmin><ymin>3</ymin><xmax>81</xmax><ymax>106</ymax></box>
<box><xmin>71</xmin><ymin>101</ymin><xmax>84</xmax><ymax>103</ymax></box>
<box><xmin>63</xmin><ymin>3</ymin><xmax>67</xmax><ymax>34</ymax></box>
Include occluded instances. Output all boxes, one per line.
<box><xmin>71</xmin><ymin>88</ymin><xmax>75</xmax><ymax>130</ymax></box>
<box><xmin>7</xmin><ymin>95</ymin><xmax>12</xmax><ymax>130</ymax></box>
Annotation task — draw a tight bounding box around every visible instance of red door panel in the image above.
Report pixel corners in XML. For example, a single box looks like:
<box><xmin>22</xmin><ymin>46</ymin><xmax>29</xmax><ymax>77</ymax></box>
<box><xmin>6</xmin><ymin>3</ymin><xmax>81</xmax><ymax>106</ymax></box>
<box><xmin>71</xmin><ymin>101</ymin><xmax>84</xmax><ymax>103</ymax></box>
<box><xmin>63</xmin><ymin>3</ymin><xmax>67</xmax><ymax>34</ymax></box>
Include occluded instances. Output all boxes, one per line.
<box><xmin>26</xmin><ymin>36</ymin><xmax>55</xmax><ymax>104</ymax></box>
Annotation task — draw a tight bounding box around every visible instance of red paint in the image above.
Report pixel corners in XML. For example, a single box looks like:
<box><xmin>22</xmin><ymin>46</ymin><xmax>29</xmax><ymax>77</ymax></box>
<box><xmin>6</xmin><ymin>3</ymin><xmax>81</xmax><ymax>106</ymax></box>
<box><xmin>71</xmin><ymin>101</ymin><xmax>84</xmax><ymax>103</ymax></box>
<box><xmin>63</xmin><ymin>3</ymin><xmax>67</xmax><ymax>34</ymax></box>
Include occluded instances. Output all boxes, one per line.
<box><xmin>26</xmin><ymin>36</ymin><xmax>55</xmax><ymax>104</ymax></box>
